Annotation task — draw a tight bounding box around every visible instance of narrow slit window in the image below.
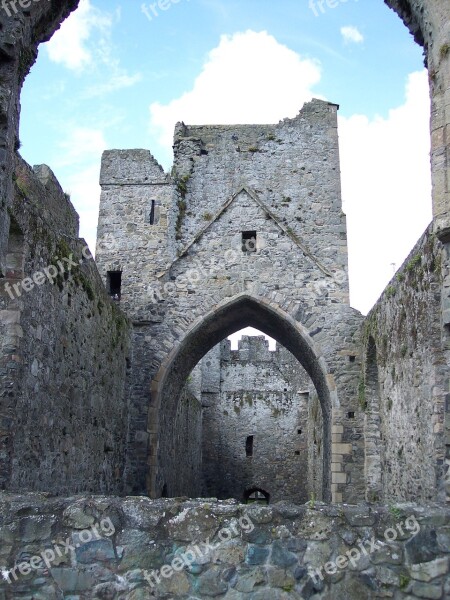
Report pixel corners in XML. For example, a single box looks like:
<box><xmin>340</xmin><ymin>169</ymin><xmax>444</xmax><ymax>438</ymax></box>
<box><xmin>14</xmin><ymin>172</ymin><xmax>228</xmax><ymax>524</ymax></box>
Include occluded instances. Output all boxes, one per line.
<box><xmin>246</xmin><ymin>435</ymin><xmax>254</xmax><ymax>457</ymax></box>
<box><xmin>242</xmin><ymin>231</ymin><xmax>257</xmax><ymax>253</ymax></box>
<box><xmin>107</xmin><ymin>271</ymin><xmax>122</xmax><ymax>300</ymax></box>
<box><xmin>150</xmin><ymin>200</ymin><xmax>156</xmax><ymax>225</ymax></box>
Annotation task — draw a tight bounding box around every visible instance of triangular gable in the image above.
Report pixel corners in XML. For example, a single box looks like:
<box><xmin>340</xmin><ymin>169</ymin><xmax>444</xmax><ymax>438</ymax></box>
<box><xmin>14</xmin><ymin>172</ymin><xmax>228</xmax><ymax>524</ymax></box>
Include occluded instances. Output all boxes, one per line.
<box><xmin>157</xmin><ymin>186</ymin><xmax>332</xmax><ymax>279</ymax></box>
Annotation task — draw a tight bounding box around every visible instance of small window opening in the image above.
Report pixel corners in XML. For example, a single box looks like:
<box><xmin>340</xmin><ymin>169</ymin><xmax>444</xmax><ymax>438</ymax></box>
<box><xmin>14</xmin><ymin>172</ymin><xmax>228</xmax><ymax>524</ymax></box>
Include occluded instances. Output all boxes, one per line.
<box><xmin>161</xmin><ymin>484</ymin><xmax>168</xmax><ymax>498</ymax></box>
<box><xmin>150</xmin><ymin>200</ymin><xmax>156</xmax><ymax>225</ymax></box>
<box><xmin>244</xmin><ymin>488</ymin><xmax>270</xmax><ymax>505</ymax></box>
<box><xmin>297</xmin><ymin>429</ymin><xmax>302</xmax><ymax>434</ymax></box>
<box><xmin>348</xmin><ymin>411</ymin><xmax>355</xmax><ymax>419</ymax></box>
<box><xmin>246</xmin><ymin>435</ymin><xmax>254</xmax><ymax>457</ymax></box>
<box><xmin>242</xmin><ymin>231</ymin><xmax>257</xmax><ymax>253</ymax></box>
<box><xmin>107</xmin><ymin>271</ymin><xmax>122</xmax><ymax>300</ymax></box>
<box><xmin>349</xmin><ymin>355</ymin><xmax>356</xmax><ymax>363</ymax></box>
<box><xmin>295</xmin><ymin>450</ymin><xmax>300</xmax><ymax>455</ymax></box>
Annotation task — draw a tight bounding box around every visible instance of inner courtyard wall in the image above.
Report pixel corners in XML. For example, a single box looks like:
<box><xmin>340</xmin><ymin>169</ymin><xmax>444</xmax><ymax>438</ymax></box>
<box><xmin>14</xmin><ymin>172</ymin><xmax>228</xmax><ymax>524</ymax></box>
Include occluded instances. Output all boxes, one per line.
<box><xmin>0</xmin><ymin>156</ymin><xmax>131</xmax><ymax>494</ymax></box>
<box><xmin>201</xmin><ymin>336</ymin><xmax>315</xmax><ymax>504</ymax></box>
<box><xmin>362</xmin><ymin>226</ymin><xmax>448</xmax><ymax>503</ymax></box>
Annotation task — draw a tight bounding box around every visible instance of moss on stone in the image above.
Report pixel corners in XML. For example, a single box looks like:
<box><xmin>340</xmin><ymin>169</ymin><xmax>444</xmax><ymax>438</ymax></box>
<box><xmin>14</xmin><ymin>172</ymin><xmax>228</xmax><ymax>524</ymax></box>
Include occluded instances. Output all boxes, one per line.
<box><xmin>406</xmin><ymin>254</ymin><xmax>421</xmax><ymax>273</ymax></box>
<box><xmin>439</xmin><ymin>43</ymin><xmax>450</xmax><ymax>59</ymax></box>
<box><xmin>385</xmin><ymin>285</ymin><xmax>396</xmax><ymax>298</ymax></box>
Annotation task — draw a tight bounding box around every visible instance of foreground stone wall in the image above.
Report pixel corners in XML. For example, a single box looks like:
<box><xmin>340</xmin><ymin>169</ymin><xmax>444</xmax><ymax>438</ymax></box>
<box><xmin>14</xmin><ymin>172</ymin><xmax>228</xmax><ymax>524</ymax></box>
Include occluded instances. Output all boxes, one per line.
<box><xmin>362</xmin><ymin>226</ymin><xmax>448</xmax><ymax>503</ymax></box>
<box><xmin>0</xmin><ymin>156</ymin><xmax>131</xmax><ymax>494</ymax></box>
<box><xmin>201</xmin><ymin>337</ymin><xmax>315</xmax><ymax>504</ymax></box>
<box><xmin>0</xmin><ymin>493</ymin><xmax>448</xmax><ymax>599</ymax></box>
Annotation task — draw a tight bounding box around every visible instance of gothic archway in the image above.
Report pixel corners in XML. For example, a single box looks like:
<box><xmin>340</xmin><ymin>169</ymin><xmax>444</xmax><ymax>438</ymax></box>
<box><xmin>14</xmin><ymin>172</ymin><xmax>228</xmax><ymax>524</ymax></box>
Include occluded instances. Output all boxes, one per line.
<box><xmin>148</xmin><ymin>293</ymin><xmax>337</xmax><ymax>502</ymax></box>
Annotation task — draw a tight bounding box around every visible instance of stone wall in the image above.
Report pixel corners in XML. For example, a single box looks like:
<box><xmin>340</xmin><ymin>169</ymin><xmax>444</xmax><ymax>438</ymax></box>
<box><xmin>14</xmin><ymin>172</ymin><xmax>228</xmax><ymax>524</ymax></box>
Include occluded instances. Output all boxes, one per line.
<box><xmin>95</xmin><ymin>101</ymin><xmax>364</xmax><ymax>503</ymax></box>
<box><xmin>170</xmin><ymin>385</ymin><xmax>203</xmax><ymax>499</ymax></box>
<box><xmin>201</xmin><ymin>336</ymin><xmax>315</xmax><ymax>504</ymax></box>
<box><xmin>0</xmin><ymin>156</ymin><xmax>131</xmax><ymax>494</ymax></box>
<box><xmin>308</xmin><ymin>391</ymin><xmax>324</xmax><ymax>503</ymax></box>
<box><xmin>361</xmin><ymin>226</ymin><xmax>448</xmax><ymax>503</ymax></box>
<box><xmin>0</xmin><ymin>0</ymin><xmax>446</xmax><ymax>509</ymax></box>
<box><xmin>0</xmin><ymin>493</ymin><xmax>448</xmax><ymax>599</ymax></box>
<box><xmin>0</xmin><ymin>0</ymin><xmax>79</xmax><ymax>279</ymax></box>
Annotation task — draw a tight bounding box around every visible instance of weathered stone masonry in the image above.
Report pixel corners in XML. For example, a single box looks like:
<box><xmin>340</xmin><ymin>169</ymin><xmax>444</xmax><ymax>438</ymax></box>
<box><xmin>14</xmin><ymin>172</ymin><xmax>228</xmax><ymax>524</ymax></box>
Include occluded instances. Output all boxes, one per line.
<box><xmin>362</xmin><ymin>226</ymin><xmax>449</xmax><ymax>504</ymax></box>
<box><xmin>0</xmin><ymin>494</ymin><xmax>449</xmax><ymax>600</ymax></box>
<box><xmin>0</xmin><ymin>0</ymin><xmax>447</xmax><ymax>597</ymax></box>
<box><xmin>0</xmin><ymin>155</ymin><xmax>131</xmax><ymax>495</ymax></box>
<box><xmin>95</xmin><ymin>100</ymin><xmax>364</xmax><ymax>504</ymax></box>
<box><xmin>200</xmin><ymin>336</ymin><xmax>316</xmax><ymax>504</ymax></box>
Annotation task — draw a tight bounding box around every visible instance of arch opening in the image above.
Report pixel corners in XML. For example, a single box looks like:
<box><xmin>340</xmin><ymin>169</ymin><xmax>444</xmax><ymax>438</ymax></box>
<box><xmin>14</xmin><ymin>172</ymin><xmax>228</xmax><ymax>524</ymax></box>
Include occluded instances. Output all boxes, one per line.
<box><xmin>244</xmin><ymin>488</ymin><xmax>271</xmax><ymax>505</ymax></box>
<box><xmin>149</xmin><ymin>294</ymin><xmax>334</xmax><ymax>503</ymax></box>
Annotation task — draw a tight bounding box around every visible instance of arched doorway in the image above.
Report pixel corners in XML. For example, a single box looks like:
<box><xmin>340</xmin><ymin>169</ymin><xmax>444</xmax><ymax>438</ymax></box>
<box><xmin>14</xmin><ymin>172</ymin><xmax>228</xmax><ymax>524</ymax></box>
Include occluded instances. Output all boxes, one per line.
<box><xmin>149</xmin><ymin>293</ymin><xmax>336</xmax><ymax>502</ymax></box>
<box><xmin>244</xmin><ymin>488</ymin><xmax>271</xmax><ymax>505</ymax></box>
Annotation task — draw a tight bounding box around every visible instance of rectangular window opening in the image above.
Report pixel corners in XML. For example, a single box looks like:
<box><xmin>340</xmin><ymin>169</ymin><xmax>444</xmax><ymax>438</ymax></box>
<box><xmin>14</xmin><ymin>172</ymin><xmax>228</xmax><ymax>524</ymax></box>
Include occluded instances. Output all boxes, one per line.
<box><xmin>242</xmin><ymin>231</ymin><xmax>257</xmax><ymax>253</ymax></box>
<box><xmin>107</xmin><ymin>271</ymin><xmax>122</xmax><ymax>300</ymax></box>
<box><xmin>348</xmin><ymin>411</ymin><xmax>355</xmax><ymax>419</ymax></box>
<box><xmin>150</xmin><ymin>200</ymin><xmax>156</xmax><ymax>225</ymax></box>
<box><xmin>246</xmin><ymin>435</ymin><xmax>254</xmax><ymax>457</ymax></box>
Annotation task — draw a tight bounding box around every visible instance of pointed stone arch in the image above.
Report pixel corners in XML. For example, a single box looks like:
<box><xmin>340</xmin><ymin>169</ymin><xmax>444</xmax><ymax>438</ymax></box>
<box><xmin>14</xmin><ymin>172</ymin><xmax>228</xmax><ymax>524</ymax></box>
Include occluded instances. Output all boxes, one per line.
<box><xmin>148</xmin><ymin>293</ymin><xmax>338</xmax><ymax>502</ymax></box>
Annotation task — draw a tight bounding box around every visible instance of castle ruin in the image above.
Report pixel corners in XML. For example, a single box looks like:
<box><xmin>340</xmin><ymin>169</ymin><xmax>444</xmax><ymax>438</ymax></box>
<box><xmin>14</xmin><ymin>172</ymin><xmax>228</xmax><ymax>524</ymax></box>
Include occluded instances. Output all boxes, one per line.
<box><xmin>0</xmin><ymin>1</ymin><xmax>449</xmax><ymax>598</ymax></box>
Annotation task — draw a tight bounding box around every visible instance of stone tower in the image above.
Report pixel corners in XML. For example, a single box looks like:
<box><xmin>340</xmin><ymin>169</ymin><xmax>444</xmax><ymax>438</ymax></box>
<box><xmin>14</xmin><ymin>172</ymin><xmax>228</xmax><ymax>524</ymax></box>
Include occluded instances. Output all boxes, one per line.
<box><xmin>96</xmin><ymin>99</ymin><xmax>363</xmax><ymax>503</ymax></box>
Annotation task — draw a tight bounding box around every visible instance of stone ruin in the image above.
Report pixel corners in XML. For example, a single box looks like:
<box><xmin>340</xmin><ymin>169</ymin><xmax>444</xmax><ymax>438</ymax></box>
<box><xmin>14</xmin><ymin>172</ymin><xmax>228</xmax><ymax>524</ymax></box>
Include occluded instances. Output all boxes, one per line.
<box><xmin>0</xmin><ymin>1</ymin><xmax>448</xmax><ymax>598</ymax></box>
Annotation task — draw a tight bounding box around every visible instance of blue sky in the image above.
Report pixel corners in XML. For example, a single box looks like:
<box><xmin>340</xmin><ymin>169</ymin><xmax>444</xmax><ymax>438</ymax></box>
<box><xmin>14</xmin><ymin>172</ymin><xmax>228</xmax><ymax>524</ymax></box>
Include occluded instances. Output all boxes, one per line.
<box><xmin>19</xmin><ymin>0</ymin><xmax>431</xmax><ymax>316</ymax></box>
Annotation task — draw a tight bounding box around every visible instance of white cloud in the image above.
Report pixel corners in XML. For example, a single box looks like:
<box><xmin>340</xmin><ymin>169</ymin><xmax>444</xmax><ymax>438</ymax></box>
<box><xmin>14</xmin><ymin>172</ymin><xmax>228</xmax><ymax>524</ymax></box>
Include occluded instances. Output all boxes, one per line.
<box><xmin>45</xmin><ymin>1</ymin><xmax>140</xmax><ymax>94</ymax></box>
<box><xmin>339</xmin><ymin>70</ymin><xmax>432</xmax><ymax>314</ymax></box>
<box><xmin>45</xmin><ymin>0</ymin><xmax>110</xmax><ymax>71</ymax></box>
<box><xmin>55</xmin><ymin>127</ymin><xmax>107</xmax><ymax>168</ymax></box>
<box><xmin>82</xmin><ymin>72</ymin><xmax>142</xmax><ymax>98</ymax></box>
<box><xmin>64</xmin><ymin>164</ymin><xmax>102</xmax><ymax>255</ymax></box>
<box><xmin>149</xmin><ymin>30</ymin><xmax>321</xmax><ymax>154</ymax></box>
<box><xmin>153</xmin><ymin>33</ymin><xmax>431</xmax><ymax>315</ymax></box>
<box><xmin>52</xmin><ymin>127</ymin><xmax>107</xmax><ymax>254</ymax></box>
<box><xmin>341</xmin><ymin>26</ymin><xmax>364</xmax><ymax>44</ymax></box>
